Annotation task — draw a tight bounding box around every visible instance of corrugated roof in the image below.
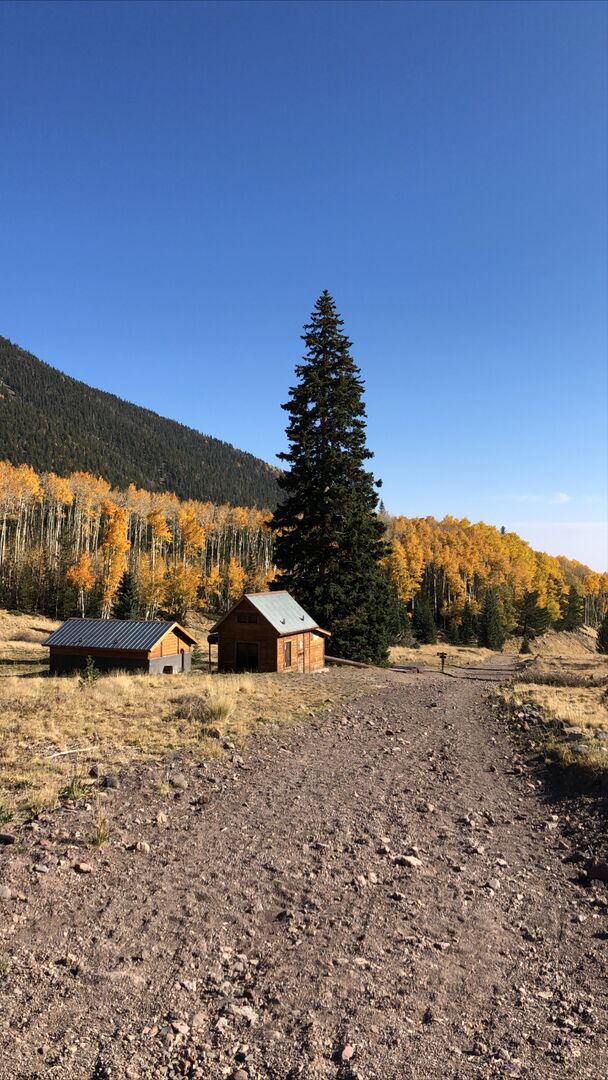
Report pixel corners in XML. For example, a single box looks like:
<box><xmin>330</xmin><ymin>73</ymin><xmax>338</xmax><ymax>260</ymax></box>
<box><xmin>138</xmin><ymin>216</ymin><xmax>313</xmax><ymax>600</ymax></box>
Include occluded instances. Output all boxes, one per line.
<box><xmin>244</xmin><ymin>592</ymin><xmax>319</xmax><ymax>635</ymax></box>
<box><xmin>42</xmin><ymin>619</ymin><xmax>193</xmax><ymax>652</ymax></box>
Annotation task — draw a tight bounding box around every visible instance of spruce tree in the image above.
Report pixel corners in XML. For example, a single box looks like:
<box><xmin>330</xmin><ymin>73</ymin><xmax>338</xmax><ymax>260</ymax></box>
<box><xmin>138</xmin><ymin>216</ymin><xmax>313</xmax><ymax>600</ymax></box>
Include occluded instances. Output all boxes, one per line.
<box><xmin>113</xmin><ymin>570</ymin><xmax>139</xmax><ymax>620</ymax></box>
<box><xmin>460</xmin><ymin>601</ymin><xmax>476</xmax><ymax>644</ymax></box>
<box><xmin>561</xmin><ymin>585</ymin><xmax>585</xmax><ymax>631</ymax></box>
<box><xmin>517</xmin><ymin>590</ymin><xmax>550</xmax><ymax>640</ymax></box>
<box><xmin>596</xmin><ymin>612</ymin><xmax>608</xmax><ymax>655</ymax></box>
<box><xmin>478</xmin><ymin>588</ymin><xmax>507</xmax><ymax>650</ymax></box>
<box><xmin>272</xmin><ymin>291</ymin><xmax>396</xmax><ymax>663</ymax></box>
<box><xmin>412</xmin><ymin>594</ymin><xmax>437</xmax><ymax>644</ymax></box>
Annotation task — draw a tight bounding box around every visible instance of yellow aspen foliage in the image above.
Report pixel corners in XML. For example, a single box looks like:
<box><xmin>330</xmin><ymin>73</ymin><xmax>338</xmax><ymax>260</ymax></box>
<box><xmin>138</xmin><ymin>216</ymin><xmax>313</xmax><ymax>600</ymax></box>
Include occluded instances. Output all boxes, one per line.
<box><xmin>66</xmin><ymin>551</ymin><xmax>96</xmax><ymax>617</ymax></box>
<box><xmin>138</xmin><ymin>553</ymin><xmax>168</xmax><ymax>619</ymax></box>
<box><xmin>204</xmin><ymin>564</ymin><xmax>223</xmax><ymax>610</ymax></box>
<box><xmin>99</xmin><ymin>502</ymin><xmax>130</xmax><ymax>617</ymax></box>
<box><xmin>178</xmin><ymin>504</ymin><xmax>205</xmax><ymax>557</ymax></box>
<box><xmin>164</xmin><ymin>564</ymin><xmax>203</xmax><ymax>620</ymax></box>
<box><xmin>226</xmin><ymin>557</ymin><xmax>246</xmax><ymax>603</ymax></box>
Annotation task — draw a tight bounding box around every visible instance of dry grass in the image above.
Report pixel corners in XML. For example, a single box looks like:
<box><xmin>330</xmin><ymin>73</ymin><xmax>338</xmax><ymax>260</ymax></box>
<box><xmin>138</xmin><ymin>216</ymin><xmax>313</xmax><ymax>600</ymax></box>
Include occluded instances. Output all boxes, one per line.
<box><xmin>390</xmin><ymin>642</ymin><xmax>497</xmax><ymax>671</ymax></box>
<box><xmin>0</xmin><ymin>610</ymin><xmax>59</xmax><ymax>665</ymax></box>
<box><xmin>508</xmin><ymin>638</ymin><xmax>608</xmax><ymax>772</ymax></box>
<box><xmin>0</xmin><ymin>658</ymin><xmax>379</xmax><ymax>823</ymax></box>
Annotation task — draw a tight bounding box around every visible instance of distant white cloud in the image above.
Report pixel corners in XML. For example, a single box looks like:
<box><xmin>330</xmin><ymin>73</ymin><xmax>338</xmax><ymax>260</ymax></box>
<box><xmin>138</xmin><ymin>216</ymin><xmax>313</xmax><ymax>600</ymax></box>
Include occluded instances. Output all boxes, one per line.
<box><xmin>499</xmin><ymin>491</ymin><xmax>572</xmax><ymax>505</ymax></box>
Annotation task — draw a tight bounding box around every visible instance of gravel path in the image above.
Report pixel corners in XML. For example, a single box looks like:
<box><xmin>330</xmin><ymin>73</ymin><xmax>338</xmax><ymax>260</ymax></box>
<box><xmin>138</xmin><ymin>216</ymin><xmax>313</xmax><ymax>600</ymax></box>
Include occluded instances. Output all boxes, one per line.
<box><xmin>1</xmin><ymin>668</ymin><xmax>606</xmax><ymax>1080</ymax></box>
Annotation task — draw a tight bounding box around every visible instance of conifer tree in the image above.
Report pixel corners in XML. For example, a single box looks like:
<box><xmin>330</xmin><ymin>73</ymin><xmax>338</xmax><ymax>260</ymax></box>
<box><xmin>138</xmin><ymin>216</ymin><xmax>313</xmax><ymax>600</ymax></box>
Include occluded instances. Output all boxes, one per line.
<box><xmin>460</xmin><ymin>601</ymin><xmax>476</xmax><ymax>644</ymax></box>
<box><xmin>517</xmin><ymin>590</ymin><xmax>550</xmax><ymax>640</ymax></box>
<box><xmin>596</xmin><ymin>612</ymin><xmax>608</xmax><ymax>655</ymax></box>
<box><xmin>113</xmin><ymin>570</ymin><xmax>139</xmax><ymax>620</ymax></box>
<box><xmin>272</xmin><ymin>291</ymin><xmax>397</xmax><ymax>663</ymax></box>
<box><xmin>478</xmin><ymin>588</ymin><xmax>507</xmax><ymax>650</ymax></box>
<box><xmin>561</xmin><ymin>585</ymin><xmax>585</xmax><ymax>631</ymax></box>
<box><xmin>412</xmin><ymin>594</ymin><xmax>437</xmax><ymax>644</ymax></box>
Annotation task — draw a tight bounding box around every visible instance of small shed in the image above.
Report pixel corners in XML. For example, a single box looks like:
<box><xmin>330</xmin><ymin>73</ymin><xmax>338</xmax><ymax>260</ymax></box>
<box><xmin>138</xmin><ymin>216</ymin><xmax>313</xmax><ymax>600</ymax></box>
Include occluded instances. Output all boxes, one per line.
<box><xmin>43</xmin><ymin>619</ymin><xmax>197</xmax><ymax>676</ymax></box>
<box><xmin>209</xmin><ymin>591</ymin><xmax>329</xmax><ymax>673</ymax></box>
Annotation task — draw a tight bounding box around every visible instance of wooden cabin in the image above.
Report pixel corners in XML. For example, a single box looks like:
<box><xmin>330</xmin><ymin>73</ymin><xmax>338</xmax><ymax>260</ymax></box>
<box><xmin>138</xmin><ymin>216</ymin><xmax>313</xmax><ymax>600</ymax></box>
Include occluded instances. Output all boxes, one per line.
<box><xmin>209</xmin><ymin>591</ymin><xmax>329</xmax><ymax>673</ymax></box>
<box><xmin>43</xmin><ymin>619</ymin><xmax>197</xmax><ymax>675</ymax></box>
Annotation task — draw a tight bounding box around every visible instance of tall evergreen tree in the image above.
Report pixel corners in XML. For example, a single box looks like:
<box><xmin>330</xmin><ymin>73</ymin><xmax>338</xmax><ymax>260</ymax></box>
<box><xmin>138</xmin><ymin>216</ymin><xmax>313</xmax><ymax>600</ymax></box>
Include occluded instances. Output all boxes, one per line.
<box><xmin>460</xmin><ymin>601</ymin><xmax>477</xmax><ymax>644</ymax></box>
<box><xmin>478</xmin><ymin>588</ymin><xmax>507</xmax><ymax>650</ymax></box>
<box><xmin>597</xmin><ymin>612</ymin><xmax>608</xmax><ymax>655</ymax></box>
<box><xmin>517</xmin><ymin>590</ymin><xmax>550</xmax><ymax>639</ymax></box>
<box><xmin>412</xmin><ymin>594</ymin><xmax>438</xmax><ymax>644</ymax></box>
<box><xmin>561</xmin><ymin>585</ymin><xmax>585</xmax><ymax>631</ymax></box>
<box><xmin>272</xmin><ymin>291</ymin><xmax>396</xmax><ymax>663</ymax></box>
<box><xmin>113</xmin><ymin>570</ymin><xmax>139</xmax><ymax>620</ymax></box>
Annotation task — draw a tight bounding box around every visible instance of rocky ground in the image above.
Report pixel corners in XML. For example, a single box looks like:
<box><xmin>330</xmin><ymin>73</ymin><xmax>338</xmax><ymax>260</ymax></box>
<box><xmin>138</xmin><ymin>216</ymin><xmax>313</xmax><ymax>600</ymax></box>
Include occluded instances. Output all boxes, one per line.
<box><xmin>1</xmin><ymin>665</ymin><xmax>607</xmax><ymax>1080</ymax></box>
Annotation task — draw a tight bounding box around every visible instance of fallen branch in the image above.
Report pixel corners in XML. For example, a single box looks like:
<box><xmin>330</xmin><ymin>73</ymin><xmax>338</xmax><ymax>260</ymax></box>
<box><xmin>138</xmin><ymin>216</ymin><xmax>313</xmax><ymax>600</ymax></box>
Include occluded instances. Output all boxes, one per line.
<box><xmin>45</xmin><ymin>747</ymin><xmax>97</xmax><ymax>760</ymax></box>
<box><xmin>326</xmin><ymin>655</ymin><xmax>419</xmax><ymax>673</ymax></box>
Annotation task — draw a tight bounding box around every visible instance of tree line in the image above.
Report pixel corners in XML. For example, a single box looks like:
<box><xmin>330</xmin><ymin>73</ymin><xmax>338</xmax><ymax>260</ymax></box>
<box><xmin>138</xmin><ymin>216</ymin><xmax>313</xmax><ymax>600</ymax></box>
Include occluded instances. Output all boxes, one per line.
<box><xmin>1</xmin><ymin>294</ymin><xmax>606</xmax><ymax>657</ymax></box>
<box><xmin>0</xmin><ymin>458</ymin><xmax>605</xmax><ymax>643</ymax></box>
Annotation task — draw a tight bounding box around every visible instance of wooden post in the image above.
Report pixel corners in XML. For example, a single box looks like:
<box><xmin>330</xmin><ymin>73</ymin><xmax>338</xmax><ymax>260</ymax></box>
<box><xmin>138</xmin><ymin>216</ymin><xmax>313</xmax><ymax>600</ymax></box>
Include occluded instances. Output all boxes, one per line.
<box><xmin>437</xmin><ymin>651</ymin><xmax>447</xmax><ymax>673</ymax></box>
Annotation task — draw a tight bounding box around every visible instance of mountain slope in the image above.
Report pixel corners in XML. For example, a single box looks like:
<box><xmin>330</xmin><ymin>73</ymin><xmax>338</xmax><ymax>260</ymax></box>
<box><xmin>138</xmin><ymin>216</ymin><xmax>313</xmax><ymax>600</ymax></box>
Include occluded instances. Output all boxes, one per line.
<box><xmin>0</xmin><ymin>336</ymin><xmax>279</xmax><ymax>507</ymax></box>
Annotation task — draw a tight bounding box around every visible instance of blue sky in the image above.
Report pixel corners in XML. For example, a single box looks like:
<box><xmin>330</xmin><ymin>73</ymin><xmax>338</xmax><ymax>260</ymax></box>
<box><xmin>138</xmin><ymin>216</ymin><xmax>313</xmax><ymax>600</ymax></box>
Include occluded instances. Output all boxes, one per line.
<box><xmin>1</xmin><ymin>0</ymin><xmax>606</xmax><ymax>569</ymax></box>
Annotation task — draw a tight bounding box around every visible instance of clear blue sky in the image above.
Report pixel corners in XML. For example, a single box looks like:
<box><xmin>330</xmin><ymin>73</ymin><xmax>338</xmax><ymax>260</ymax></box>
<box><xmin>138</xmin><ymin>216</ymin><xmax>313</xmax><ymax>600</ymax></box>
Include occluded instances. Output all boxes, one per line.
<box><xmin>1</xmin><ymin>0</ymin><xmax>606</xmax><ymax>569</ymax></box>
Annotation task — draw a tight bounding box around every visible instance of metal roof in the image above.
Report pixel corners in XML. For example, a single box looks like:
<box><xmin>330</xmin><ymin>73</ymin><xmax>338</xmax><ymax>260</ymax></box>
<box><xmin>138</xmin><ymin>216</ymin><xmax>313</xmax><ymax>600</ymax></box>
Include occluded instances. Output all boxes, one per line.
<box><xmin>42</xmin><ymin>619</ymin><xmax>195</xmax><ymax>653</ymax></box>
<box><xmin>243</xmin><ymin>592</ymin><xmax>320</xmax><ymax>635</ymax></box>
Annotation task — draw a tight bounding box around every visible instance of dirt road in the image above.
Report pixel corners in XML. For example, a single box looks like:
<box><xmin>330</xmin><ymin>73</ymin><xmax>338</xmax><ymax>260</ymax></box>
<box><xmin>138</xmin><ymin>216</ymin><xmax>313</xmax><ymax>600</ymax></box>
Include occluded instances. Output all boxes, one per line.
<box><xmin>1</xmin><ymin>669</ymin><xmax>606</xmax><ymax>1080</ymax></box>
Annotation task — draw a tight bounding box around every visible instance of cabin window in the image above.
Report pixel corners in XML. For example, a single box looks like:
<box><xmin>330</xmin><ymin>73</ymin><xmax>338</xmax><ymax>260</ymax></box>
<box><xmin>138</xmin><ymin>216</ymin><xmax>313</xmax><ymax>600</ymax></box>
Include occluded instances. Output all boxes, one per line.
<box><xmin>284</xmin><ymin>641</ymin><xmax>292</xmax><ymax>668</ymax></box>
<box><xmin>237</xmin><ymin>614</ymin><xmax>247</xmax><ymax>623</ymax></box>
<box><xmin>237</xmin><ymin>613</ymin><xmax>258</xmax><ymax>624</ymax></box>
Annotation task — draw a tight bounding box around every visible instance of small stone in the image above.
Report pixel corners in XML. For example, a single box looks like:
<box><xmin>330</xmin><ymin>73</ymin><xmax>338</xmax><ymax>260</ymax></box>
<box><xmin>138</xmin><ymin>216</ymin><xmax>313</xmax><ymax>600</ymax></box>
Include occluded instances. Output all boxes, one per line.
<box><xmin>396</xmin><ymin>854</ymin><xmax>422</xmax><ymax>868</ymax></box>
<box><xmin>391</xmin><ymin>891</ymin><xmax>406</xmax><ymax>901</ymax></box>
<box><xmin>233</xmin><ymin>1071</ymin><xmax>249</xmax><ymax>1080</ymax></box>
<box><xmin>102</xmin><ymin>774</ymin><xmax>119</xmax><ymax>789</ymax></box>
<box><xmin>341</xmin><ymin>1044</ymin><xmax>355</xmax><ymax>1062</ymax></box>
<box><xmin>191</xmin><ymin>1011</ymin><xmax>206</xmax><ymax>1030</ymax></box>
<box><xmin>33</xmin><ymin>864</ymin><xmax>49</xmax><ymax>874</ymax></box>
<box><xmin>487</xmin><ymin>877</ymin><xmax>501</xmax><ymax>891</ymax></box>
<box><xmin>0</xmin><ymin>834</ymin><xmax>15</xmax><ymax>846</ymax></box>
<box><xmin>0</xmin><ymin>885</ymin><xmax>12</xmax><ymax>901</ymax></box>
<box><xmin>170</xmin><ymin>773</ymin><xmax>188</xmax><ymax>791</ymax></box>
<box><xmin>171</xmin><ymin>1020</ymin><xmax>189</xmax><ymax>1036</ymax></box>
<box><xmin>74</xmin><ymin>862</ymin><xmax>93</xmax><ymax>874</ymax></box>
<box><xmin>156</xmin><ymin>811</ymin><xmax>168</xmax><ymax>826</ymax></box>
<box><xmin>134</xmin><ymin>841</ymin><xmax>151</xmax><ymax>854</ymax></box>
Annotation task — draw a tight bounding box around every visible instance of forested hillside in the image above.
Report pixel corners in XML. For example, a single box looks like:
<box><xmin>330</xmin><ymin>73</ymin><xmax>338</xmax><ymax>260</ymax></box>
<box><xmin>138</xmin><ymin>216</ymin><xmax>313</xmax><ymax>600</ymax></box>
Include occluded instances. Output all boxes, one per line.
<box><xmin>0</xmin><ymin>336</ymin><xmax>279</xmax><ymax>508</ymax></box>
<box><xmin>1</xmin><ymin>460</ymin><xmax>606</xmax><ymax>634</ymax></box>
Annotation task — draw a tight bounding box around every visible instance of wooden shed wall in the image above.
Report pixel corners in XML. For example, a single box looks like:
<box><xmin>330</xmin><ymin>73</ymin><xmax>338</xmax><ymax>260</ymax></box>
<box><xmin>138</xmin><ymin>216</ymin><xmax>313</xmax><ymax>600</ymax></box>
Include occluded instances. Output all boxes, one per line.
<box><xmin>217</xmin><ymin>599</ymin><xmax>278</xmax><ymax>672</ymax></box>
<box><xmin>149</xmin><ymin>630</ymin><xmax>192</xmax><ymax>658</ymax></box>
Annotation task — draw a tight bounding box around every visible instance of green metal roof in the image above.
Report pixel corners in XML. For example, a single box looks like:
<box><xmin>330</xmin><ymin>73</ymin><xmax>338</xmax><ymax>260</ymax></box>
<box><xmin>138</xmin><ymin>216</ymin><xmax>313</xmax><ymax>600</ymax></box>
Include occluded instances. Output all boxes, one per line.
<box><xmin>245</xmin><ymin>592</ymin><xmax>319</xmax><ymax>635</ymax></box>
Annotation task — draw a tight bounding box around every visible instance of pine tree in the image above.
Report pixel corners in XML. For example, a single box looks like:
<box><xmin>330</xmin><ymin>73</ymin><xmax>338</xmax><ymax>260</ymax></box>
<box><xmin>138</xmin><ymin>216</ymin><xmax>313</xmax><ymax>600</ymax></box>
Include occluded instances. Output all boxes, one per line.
<box><xmin>517</xmin><ymin>590</ymin><xmax>550</xmax><ymax>640</ymax></box>
<box><xmin>412</xmin><ymin>594</ymin><xmax>437</xmax><ymax>644</ymax></box>
<box><xmin>478</xmin><ymin>589</ymin><xmax>507</xmax><ymax>650</ymax></box>
<box><xmin>272</xmin><ymin>291</ymin><xmax>396</xmax><ymax>663</ymax></box>
<box><xmin>561</xmin><ymin>585</ymin><xmax>585</xmax><ymax>631</ymax></box>
<box><xmin>597</xmin><ymin>612</ymin><xmax>608</xmax><ymax>655</ymax></box>
<box><xmin>460</xmin><ymin>601</ymin><xmax>476</xmax><ymax>644</ymax></box>
<box><xmin>113</xmin><ymin>570</ymin><xmax>139</xmax><ymax>620</ymax></box>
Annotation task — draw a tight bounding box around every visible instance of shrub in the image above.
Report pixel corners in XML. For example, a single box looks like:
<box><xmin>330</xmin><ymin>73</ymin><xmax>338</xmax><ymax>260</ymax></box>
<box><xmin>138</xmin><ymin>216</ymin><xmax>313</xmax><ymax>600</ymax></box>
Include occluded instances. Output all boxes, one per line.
<box><xmin>176</xmin><ymin>686</ymin><xmax>236</xmax><ymax>728</ymax></box>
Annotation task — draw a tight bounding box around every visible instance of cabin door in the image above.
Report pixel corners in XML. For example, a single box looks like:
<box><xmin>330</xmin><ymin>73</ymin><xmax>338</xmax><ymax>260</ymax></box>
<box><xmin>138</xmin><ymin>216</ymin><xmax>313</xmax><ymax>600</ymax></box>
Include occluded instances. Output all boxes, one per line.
<box><xmin>235</xmin><ymin>641</ymin><xmax>259</xmax><ymax>672</ymax></box>
<box><xmin>298</xmin><ymin>635</ymin><xmax>305</xmax><ymax>673</ymax></box>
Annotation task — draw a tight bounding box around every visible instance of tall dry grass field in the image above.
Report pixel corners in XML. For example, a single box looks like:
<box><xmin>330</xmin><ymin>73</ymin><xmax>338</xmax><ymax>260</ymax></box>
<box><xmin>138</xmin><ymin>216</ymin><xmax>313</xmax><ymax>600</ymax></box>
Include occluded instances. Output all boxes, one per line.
<box><xmin>0</xmin><ymin>660</ymin><xmax>378</xmax><ymax>824</ymax></box>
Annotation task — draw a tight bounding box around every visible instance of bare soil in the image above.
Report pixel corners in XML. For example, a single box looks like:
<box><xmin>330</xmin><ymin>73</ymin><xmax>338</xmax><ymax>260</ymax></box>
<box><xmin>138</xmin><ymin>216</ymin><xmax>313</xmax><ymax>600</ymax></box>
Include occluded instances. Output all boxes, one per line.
<box><xmin>1</xmin><ymin>664</ymin><xmax>607</xmax><ymax>1080</ymax></box>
